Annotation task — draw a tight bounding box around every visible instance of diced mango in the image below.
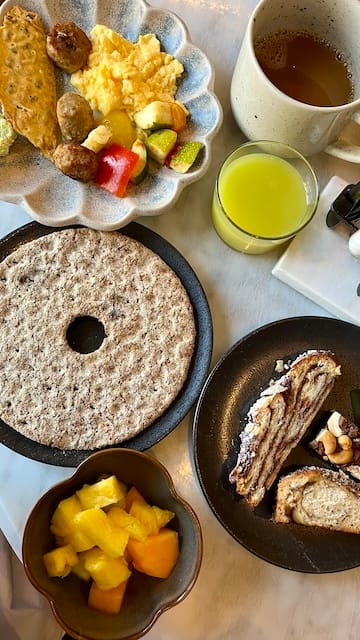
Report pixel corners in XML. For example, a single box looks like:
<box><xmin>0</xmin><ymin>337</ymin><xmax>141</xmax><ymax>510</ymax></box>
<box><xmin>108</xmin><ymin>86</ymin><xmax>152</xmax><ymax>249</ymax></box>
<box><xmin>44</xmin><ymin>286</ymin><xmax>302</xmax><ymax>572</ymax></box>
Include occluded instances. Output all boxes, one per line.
<box><xmin>50</xmin><ymin>494</ymin><xmax>83</xmax><ymax>537</ymax></box>
<box><xmin>73</xmin><ymin>508</ymin><xmax>129</xmax><ymax>558</ymax></box>
<box><xmin>82</xmin><ymin>547</ymin><xmax>131</xmax><ymax>590</ymax></box>
<box><xmin>88</xmin><ymin>579</ymin><xmax>129</xmax><ymax>615</ymax></box>
<box><xmin>127</xmin><ymin>528</ymin><xmax>179</xmax><ymax>579</ymax></box>
<box><xmin>152</xmin><ymin>505</ymin><xmax>175</xmax><ymax>529</ymax></box>
<box><xmin>43</xmin><ymin>544</ymin><xmax>78</xmax><ymax>578</ymax></box>
<box><xmin>76</xmin><ymin>475</ymin><xmax>127</xmax><ymax>510</ymax></box>
<box><xmin>107</xmin><ymin>506</ymin><xmax>148</xmax><ymax>542</ymax></box>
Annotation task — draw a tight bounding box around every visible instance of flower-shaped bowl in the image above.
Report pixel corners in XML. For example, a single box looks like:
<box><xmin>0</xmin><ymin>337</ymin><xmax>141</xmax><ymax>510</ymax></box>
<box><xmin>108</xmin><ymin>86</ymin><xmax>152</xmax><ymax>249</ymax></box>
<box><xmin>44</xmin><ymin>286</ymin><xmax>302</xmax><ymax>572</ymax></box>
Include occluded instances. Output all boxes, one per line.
<box><xmin>0</xmin><ymin>0</ymin><xmax>223</xmax><ymax>230</ymax></box>
<box><xmin>22</xmin><ymin>448</ymin><xmax>202</xmax><ymax>640</ymax></box>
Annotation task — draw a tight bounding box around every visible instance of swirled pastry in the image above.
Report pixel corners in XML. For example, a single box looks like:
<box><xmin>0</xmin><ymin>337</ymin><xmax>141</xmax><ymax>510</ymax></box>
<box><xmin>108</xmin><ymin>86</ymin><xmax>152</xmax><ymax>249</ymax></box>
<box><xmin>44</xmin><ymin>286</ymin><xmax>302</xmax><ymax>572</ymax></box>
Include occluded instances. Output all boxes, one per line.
<box><xmin>229</xmin><ymin>351</ymin><xmax>341</xmax><ymax>507</ymax></box>
<box><xmin>274</xmin><ymin>466</ymin><xmax>360</xmax><ymax>533</ymax></box>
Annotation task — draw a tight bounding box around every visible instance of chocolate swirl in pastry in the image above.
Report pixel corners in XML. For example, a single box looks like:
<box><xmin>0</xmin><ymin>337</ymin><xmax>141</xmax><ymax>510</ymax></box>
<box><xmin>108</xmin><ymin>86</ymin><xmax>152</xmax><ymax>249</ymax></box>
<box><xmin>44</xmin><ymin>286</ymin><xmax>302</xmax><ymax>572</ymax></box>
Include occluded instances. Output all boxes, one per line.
<box><xmin>229</xmin><ymin>351</ymin><xmax>341</xmax><ymax>507</ymax></box>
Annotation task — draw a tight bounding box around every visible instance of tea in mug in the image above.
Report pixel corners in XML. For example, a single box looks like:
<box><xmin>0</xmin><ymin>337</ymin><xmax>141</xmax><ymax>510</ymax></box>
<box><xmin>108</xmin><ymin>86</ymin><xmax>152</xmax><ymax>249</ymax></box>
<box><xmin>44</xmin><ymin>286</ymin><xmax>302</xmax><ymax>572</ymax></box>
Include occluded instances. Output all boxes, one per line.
<box><xmin>254</xmin><ymin>30</ymin><xmax>354</xmax><ymax>107</ymax></box>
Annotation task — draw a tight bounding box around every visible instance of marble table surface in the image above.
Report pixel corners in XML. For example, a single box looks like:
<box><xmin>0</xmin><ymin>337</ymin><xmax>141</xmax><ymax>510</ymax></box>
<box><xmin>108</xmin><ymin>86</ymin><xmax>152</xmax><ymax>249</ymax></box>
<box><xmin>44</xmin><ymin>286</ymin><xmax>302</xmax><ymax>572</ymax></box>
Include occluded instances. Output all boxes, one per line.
<box><xmin>1</xmin><ymin>1</ymin><xmax>360</xmax><ymax>639</ymax></box>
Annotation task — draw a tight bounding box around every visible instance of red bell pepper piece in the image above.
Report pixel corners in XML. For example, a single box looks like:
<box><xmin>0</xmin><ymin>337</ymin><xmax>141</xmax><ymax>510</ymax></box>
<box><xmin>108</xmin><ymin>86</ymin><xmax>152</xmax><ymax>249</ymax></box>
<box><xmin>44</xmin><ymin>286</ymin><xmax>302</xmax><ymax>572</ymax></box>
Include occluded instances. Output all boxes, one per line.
<box><xmin>95</xmin><ymin>144</ymin><xmax>139</xmax><ymax>197</ymax></box>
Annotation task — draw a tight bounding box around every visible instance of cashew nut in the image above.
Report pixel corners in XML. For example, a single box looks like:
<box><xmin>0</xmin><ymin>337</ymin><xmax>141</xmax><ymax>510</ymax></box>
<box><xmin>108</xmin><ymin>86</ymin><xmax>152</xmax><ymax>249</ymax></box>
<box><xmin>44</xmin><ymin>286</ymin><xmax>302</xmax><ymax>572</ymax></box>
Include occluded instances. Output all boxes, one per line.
<box><xmin>337</xmin><ymin>434</ymin><xmax>352</xmax><ymax>451</ymax></box>
<box><xmin>327</xmin><ymin>448</ymin><xmax>353</xmax><ymax>465</ymax></box>
<box><xmin>316</xmin><ymin>428</ymin><xmax>337</xmax><ymax>455</ymax></box>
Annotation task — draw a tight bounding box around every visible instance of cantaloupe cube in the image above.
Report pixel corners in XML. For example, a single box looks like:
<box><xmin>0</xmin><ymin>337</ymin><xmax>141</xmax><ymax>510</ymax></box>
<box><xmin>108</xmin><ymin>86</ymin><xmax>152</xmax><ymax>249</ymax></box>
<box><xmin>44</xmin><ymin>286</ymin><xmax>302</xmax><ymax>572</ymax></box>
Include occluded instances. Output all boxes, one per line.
<box><xmin>88</xmin><ymin>579</ymin><xmax>129</xmax><ymax>615</ymax></box>
<box><xmin>82</xmin><ymin>547</ymin><xmax>131</xmax><ymax>590</ymax></box>
<box><xmin>107</xmin><ymin>506</ymin><xmax>148</xmax><ymax>542</ymax></box>
<box><xmin>127</xmin><ymin>528</ymin><xmax>179</xmax><ymax>579</ymax></box>
<box><xmin>152</xmin><ymin>506</ymin><xmax>175</xmax><ymax>529</ymax></box>
<box><xmin>43</xmin><ymin>544</ymin><xmax>78</xmax><ymax>578</ymax></box>
<box><xmin>76</xmin><ymin>475</ymin><xmax>127</xmax><ymax>510</ymax></box>
<box><xmin>73</xmin><ymin>508</ymin><xmax>129</xmax><ymax>558</ymax></box>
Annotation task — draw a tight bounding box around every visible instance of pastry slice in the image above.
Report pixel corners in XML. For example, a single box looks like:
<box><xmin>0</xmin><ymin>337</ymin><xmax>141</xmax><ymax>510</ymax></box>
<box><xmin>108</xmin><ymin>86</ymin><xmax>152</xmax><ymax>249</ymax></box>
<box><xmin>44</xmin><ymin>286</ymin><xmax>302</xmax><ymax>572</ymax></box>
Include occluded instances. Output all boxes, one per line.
<box><xmin>0</xmin><ymin>5</ymin><xmax>59</xmax><ymax>158</ymax></box>
<box><xmin>274</xmin><ymin>466</ymin><xmax>360</xmax><ymax>534</ymax></box>
<box><xmin>229</xmin><ymin>350</ymin><xmax>341</xmax><ymax>507</ymax></box>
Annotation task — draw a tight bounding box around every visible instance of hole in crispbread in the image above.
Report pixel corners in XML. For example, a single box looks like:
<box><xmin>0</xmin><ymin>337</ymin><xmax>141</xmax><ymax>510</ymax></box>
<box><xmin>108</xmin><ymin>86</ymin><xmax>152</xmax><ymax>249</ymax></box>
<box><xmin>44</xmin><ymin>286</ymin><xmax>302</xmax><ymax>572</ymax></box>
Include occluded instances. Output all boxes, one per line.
<box><xmin>66</xmin><ymin>316</ymin><xmax>106</xmax><ymax>354</ymax></box>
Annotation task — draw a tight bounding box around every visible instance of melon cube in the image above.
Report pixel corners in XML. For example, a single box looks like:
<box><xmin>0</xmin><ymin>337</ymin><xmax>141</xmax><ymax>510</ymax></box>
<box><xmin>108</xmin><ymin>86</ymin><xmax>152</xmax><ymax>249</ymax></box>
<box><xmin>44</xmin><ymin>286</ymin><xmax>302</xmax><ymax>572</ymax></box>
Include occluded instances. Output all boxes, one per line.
<box><xmin>76</xmin><ymin>475</ymin><xmax>127</xmax><ymax>510</ymax></box>
<box><xmin>88</xmin><ymin>579</ymin><xmax>129</xmax><ymax>615</ymax></box>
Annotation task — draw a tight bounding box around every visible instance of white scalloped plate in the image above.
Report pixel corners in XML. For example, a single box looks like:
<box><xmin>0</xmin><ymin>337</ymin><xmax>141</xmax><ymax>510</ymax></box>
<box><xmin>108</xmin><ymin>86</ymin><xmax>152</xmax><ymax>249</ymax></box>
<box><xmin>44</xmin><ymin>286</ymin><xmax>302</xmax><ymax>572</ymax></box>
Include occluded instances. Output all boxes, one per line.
<box><xmin>0</xmin><ymin>0</ymin><xmax>223</xmax><ymax>230</ymax></box>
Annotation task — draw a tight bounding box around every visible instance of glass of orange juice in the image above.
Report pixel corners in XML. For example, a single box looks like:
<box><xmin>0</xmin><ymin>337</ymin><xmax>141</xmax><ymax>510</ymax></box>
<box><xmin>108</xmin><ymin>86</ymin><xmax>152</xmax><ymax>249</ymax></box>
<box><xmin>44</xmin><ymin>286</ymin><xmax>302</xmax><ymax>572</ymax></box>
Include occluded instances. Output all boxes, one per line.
<box><xmin>212</xmin><ymin>141</ymin><xmax>319</xmax><ymax>254</ymax></box>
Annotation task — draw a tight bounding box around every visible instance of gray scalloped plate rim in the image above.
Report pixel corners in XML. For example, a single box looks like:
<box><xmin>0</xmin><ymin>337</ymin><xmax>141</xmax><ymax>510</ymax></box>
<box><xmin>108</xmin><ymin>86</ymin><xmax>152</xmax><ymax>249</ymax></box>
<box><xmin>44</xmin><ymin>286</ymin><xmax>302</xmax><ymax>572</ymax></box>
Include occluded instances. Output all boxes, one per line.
<box><xmin>0</xmin><ymin>221</ymin><xmax>213</xmax><ymax>467</ymax></box>
<box><xmin>0</xmin><ymin>0</ymin><xmax>223</xmax><ymax>230</ymax></box>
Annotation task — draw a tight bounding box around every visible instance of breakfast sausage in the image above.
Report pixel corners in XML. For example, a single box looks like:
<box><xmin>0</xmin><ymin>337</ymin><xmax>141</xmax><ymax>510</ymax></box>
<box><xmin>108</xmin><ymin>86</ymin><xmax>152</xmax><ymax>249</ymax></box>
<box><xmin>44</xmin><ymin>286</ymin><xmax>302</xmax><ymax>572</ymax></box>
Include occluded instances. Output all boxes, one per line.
<box><xmin>46</xmin><ymin>22</ymin><xmax>91</xmax><ymax>73</ymax></box>
<box><xmin>57</xmin><ymin>92</ymin><xmax>94</xmax><ymax>143</ymax></box>
<box><xmin>53</xmin><ymin>143</ymin><xmax>98</xmax><ymax>182</ymax></box>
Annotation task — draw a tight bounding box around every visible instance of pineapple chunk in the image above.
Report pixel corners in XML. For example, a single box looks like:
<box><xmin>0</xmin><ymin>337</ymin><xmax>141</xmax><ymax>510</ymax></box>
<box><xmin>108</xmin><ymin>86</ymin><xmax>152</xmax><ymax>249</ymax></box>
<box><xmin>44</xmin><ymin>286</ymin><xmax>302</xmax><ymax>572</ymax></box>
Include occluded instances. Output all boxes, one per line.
<box><xmin>43</xmin><ymin>544</ymin><xmax>78</xmax><ymax>578</ymax></box>
<box><xmin>129</xmin><ymin>500</ymin><xmax>159</xmax><ymax>536</ymax></box>
<box><xmin>125</xmin><ymin>486</ymin><xmax>148</xmax><ymax>512</ymax></box>
<box><xmin>76</xmin><ymin>475</ymin><xmax>127</xmax><ymax>510</ymax></box>
<box><xmin>82</xmin><ymin>547</ymin><xmax>131</xmax><ymax>590</ymax></box>
<box><xmin>50</xmin><ymin>494</ymin><xmax>83</xmax><ymax>537</ymax></box>
<box><xmin>71</xmin><ymin>553</ymin><xmax>91</xmax><ymax>582</ymax></box>
<box><xmin>152</xmin><ymin>505</ymin><xmax>175</xmax><ymax>529</ymax></box>
<box><xmin>73</xmin><ymin>507</ymin><xmax>129</xmax><ymax>558</ymax></box>
<box><xmin>62</xmin><ymin>529</ymin><xmax>94</xmax><ymax>553</ymax></box>
<box><xmin>107</xmin><ymin>506</ymin><xmax>148</xmax><ymax>542</ymax></box>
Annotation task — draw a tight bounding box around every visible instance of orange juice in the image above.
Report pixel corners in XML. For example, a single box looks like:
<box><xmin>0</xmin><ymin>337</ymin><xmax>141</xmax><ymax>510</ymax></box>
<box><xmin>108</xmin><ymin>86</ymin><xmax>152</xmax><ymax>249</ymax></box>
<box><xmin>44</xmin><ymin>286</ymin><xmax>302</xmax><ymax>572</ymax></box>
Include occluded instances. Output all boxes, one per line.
<box><xmin>212</xmin><ymin>147</ymin><xmax>316</xmax><ymax>254</ymax></box>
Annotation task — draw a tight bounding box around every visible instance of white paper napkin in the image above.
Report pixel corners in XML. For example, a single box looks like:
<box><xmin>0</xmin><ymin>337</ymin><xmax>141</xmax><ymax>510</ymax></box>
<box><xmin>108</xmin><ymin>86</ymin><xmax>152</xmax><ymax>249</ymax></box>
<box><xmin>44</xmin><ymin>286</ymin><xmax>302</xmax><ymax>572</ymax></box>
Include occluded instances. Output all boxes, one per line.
<box><xmin>273</xmin><ymin>176</ymin><xmax>360</xmax><ymax>326</ymax></box>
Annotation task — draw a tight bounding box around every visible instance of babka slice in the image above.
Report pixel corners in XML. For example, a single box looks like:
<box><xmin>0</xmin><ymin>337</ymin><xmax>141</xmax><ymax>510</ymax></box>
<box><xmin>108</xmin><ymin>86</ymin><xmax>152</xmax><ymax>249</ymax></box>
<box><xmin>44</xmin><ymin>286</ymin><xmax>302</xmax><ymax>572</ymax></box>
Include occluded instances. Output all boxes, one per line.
<box><xmin>274</xmin><ymin>466</ymin><xmax>360</xmax><ymax>533</ymax></box>
<box><xmin>229</xmin><ymin>350</ymin><xmax>341</xmax><ymax>507</ymax></box>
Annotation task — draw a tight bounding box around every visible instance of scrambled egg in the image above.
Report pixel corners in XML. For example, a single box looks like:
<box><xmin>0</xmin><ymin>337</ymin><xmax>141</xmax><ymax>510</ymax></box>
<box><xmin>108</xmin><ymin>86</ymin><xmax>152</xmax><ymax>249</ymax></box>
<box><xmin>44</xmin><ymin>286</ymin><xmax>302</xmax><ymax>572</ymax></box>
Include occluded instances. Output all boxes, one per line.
<box><xmin>71</xmin><ymin>25</ymin><xmax>184</xmax><ymax>118</ymax></box>
<box><xmin>0</xmin><ymin>115</ymin><xmax>16</xmax><ymax>156</ymax></box>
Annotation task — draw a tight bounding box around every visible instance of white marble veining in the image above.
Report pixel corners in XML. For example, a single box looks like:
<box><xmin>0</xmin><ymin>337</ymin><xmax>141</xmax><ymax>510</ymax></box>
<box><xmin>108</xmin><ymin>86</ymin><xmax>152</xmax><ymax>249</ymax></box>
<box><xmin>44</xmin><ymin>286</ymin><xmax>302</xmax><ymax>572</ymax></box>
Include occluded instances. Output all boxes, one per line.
<box><xmin>1</xmin><ymin>1</ymin><xmax>360</xmax><ymax>639</ymax></box>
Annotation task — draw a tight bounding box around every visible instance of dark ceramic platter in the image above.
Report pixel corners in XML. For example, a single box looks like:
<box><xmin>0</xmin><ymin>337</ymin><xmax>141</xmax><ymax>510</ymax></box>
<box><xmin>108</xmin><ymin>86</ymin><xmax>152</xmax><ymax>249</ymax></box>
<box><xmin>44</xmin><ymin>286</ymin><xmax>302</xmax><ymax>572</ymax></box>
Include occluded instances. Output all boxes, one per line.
<box><xmin>0</xmin><ymin>221</ymin><xmax>213</xmax><ymax>467</ymax></box>
<box><xmin>192</xmin><ymin>316</ymin><xmax>360</xmax><ymax>574</ymax></box>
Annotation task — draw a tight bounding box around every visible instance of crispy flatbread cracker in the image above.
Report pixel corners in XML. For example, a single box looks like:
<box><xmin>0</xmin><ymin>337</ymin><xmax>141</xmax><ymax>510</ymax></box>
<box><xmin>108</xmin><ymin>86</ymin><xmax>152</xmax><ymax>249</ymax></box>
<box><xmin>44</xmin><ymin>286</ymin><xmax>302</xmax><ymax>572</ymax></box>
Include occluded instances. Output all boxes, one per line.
<box><xmin>0</xmin><ymin>5</ymin><xmax>59</xmax><ymax>158</ymax></box>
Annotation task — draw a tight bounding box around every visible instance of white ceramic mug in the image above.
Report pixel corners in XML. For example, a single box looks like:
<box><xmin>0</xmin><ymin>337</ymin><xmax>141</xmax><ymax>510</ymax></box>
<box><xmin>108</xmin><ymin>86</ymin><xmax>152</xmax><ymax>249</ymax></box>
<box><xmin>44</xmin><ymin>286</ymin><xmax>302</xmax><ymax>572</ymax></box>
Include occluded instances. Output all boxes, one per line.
<box><xmin>230</xmin><ymin>0</ymin><xmax>360</xmax><ymax>160</ymax></box>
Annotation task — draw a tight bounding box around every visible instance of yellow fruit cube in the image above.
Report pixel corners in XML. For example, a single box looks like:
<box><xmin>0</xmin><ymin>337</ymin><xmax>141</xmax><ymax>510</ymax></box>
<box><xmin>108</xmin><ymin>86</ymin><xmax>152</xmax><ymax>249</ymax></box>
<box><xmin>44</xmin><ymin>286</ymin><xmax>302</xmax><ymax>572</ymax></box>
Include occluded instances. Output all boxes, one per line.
<box><xmin>107</xmin><ymin>506</ymin><xmax>148</xmax><ymax>542</ymax></box>
<box><xmin>73</xmin><ymin>508</ymin><xmax>129</xmax><ymax>558</ymax></box>
<box><xmin>50</xmin><ymin>494</ymin><xmax>83</xmax><ymax>537</ymax></box>
<box><xmin>63</xmin><ymin>529</ymin><xmax>94</xmax><ymax>553</ymax></box>
<box><xmin>43</xmin><ymin>544</ymin><xmax>78</xmax><ymax>578</ymax></box>
<box><xmin>76</xmin><ymin>475</ymin><xmax>127</xmax><ymax>510</ymax></box>
<box><xmin>71</xmin><ymin>553</ymin><xmax>91</xmax><ymax>582</ymax></box>
<box><xmin>152</xmin><ymin>506</ymin><xmax>175</xmax><ymax>529</ymax></box>
<box><xmin>129</xmin><ymin>500</ymin><xmax>159</xmax><ymax>536</ymax></box>
<box><xmin>82</xmin><ymin>547</ymin><xmax>131</xmax><ymax>590</ymax></box>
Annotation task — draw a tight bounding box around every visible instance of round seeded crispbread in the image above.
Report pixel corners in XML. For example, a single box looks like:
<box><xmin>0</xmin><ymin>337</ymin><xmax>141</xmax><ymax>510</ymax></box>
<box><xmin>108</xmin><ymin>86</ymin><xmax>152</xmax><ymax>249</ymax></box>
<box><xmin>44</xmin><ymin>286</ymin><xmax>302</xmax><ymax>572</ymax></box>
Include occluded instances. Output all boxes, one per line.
<box><xmin>0</xmin><ymin>228</ymin><xmax>196</xmax><ymax>449</ymax></box>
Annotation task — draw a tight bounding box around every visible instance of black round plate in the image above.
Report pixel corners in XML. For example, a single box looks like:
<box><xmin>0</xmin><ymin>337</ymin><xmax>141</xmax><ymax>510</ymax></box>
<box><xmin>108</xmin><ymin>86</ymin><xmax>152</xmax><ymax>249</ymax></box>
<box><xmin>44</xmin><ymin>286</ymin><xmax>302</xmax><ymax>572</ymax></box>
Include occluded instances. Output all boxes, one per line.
<box><xmin>192</xmin><ymin>316</ymin><xmax>360</xmax><ymax>573</ymax></box>
<box><xmin>0</xmin><ymin>221</ymin><xmax>212</xmax><ymax>467</ymax></box>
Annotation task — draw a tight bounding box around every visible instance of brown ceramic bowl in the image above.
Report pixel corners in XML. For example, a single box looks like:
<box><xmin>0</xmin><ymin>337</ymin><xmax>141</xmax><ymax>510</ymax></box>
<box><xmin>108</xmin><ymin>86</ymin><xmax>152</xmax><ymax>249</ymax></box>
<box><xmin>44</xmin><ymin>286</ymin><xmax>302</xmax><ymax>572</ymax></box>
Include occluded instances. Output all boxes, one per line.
<box><xmin>22</xmin><ymin>448</ymin><xmax>202</xmax><ymax>640</ymax></box>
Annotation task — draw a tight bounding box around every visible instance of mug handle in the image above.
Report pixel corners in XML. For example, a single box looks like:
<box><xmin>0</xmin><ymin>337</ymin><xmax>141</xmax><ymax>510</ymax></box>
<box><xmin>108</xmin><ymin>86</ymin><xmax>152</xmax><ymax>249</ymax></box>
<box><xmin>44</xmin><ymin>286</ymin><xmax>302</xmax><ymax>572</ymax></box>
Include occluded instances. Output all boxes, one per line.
<box><xmin>325</xmin><ymin>111</ymin><xmax>360</xmax><ymax>163</ymax></box>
